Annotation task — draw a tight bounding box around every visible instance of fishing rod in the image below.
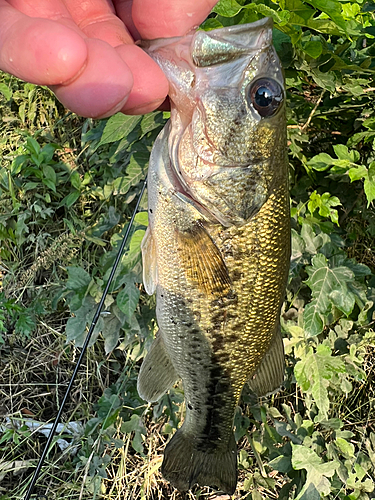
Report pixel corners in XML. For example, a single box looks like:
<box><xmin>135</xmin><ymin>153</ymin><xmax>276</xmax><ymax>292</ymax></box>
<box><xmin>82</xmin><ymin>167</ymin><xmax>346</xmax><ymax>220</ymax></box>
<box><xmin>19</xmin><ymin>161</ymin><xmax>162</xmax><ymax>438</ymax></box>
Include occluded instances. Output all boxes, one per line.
<box><xmin>24</xmin><ymin>176</ymin><xmax>147</xmax><ymax>500</ymax></box>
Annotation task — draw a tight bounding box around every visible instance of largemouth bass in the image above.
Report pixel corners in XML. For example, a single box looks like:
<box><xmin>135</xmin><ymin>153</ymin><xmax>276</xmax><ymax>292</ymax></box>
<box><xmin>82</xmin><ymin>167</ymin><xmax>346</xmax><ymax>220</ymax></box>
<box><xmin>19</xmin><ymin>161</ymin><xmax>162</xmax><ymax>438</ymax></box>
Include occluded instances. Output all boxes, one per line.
<box><xmin>137</xmin><ymin>17</ymin><xmax>290</xmax><ymax>494</ymax></box>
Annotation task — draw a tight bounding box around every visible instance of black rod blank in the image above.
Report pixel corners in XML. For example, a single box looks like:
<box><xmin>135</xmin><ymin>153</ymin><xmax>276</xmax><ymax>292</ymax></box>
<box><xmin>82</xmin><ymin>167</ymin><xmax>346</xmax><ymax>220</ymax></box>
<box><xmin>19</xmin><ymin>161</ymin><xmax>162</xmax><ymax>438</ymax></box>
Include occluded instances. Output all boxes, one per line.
<box><xmin>24</xmin><ymin>177</ymin><xmax>147</xmax><ymax>499</ymax></box>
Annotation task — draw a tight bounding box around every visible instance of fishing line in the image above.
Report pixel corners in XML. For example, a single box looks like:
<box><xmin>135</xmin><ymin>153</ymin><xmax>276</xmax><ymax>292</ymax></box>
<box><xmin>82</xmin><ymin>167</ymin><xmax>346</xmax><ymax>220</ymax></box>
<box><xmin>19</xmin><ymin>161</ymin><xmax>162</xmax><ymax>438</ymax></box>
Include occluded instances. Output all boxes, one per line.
<box><xmin>24</xmin><ymin>176</ymin><xmax>147</xmax><ymax>500</ymax></box>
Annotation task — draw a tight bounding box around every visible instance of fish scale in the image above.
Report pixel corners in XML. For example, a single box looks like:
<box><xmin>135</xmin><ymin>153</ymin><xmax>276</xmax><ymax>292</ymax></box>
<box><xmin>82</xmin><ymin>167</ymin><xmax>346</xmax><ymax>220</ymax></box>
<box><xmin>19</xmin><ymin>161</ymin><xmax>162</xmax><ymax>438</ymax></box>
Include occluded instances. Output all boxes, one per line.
<box><xmin>137</xmin><ymin>17</ymin><xmax>290</xmax><ymax>494</ymax></box>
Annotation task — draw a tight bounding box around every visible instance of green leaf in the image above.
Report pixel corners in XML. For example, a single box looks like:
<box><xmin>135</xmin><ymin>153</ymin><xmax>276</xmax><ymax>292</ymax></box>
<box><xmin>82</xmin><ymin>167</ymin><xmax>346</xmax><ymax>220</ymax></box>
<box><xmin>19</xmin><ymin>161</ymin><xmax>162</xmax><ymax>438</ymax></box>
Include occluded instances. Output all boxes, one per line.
<box><xmin>70</xmin><ymin>171</ymin><xmax>81</xmax><ymax>190</ymax></box>
<box><xmin>42</xmin><ymin>178</ymin><xmax>57</xmax><ymax>192</ymax></box>
<box><xmin>121</xmin><ymin>414</ymin><xmax>146</xmax><ymax>454</ymax></box>
<box><xmin>303</xmin><ymin>301</ymin><xmax>324</xmax><ymax>338</ymax></box>
<box><xmin>65</xmin><ymin>297</ymin><xmax>103</xmax><ymax>347</ymax></box>
<box><xmin>307</xmin><ymin>153</ymin><xmax>334</xmax><ymax>171</ymax></box>
<box><xmin>129</xmin><ymin>150</ymin><xmax>150</xmax><ymax>172</ymax></box>
<box><xmin>102</xmin><ymin>313</ymin><xmax>122</xmax><ymax>354</ymax></box>
<box><xmin>117</xmin><ymin>281</ymin><xmax>140</xmax><ymax>319</ymax></box>
<box><xmin>307</xmin><ymin>0</ymin><xmax>347</xmax><ymax>33</ymax></box>
<box><xmin>333</xmin><ymin>144</ymin><xmax>360</xmax><ymax>162</ymax></box>
<box><xmin>303</xmin><ymin>40</ymin><xmax>322</xmax><ymax>58</ymax></box>
<box><xmin>303</xmin><ymin>254</ymin><xmax>356</xmax><ymax>336</ymax></box>
<box><xmin>140</xmin><ymin>112</ymin><xmax>165</xmax><ymax>137</ymax></box>
<box><xmin>90</xmin><ymin>206</ymin><xmax>120</xmax><ymax>237</ymax></box>
<box><xmin>110</xmin><ymin>159</ymin><xmax>147</xmax><ymax>197</ymax></box>
<box><xmin>336</xmin><ymin>437</ymin><xmax>355</xmax><ymax>458</ymax></box>
<box><xmin>364</xmin><ymin>161</ymin><xmax>375</xmax><ymax>205</ymax></box>
<box><xmin>294</xmin><ymin>344</ymin><xmax>345</xmax><ymax>415</ymax></box>
<box><xmin>66</xmin><ymin>266</ymin><xmax>91</xmax><ymax>292</ymax></box>
<box><xmin>212</xmin><ymin>0</ymin><xmax>242</xmax><ymax>17</ymax></box>
<box><xmin>26</xmin><ymin>136</ymin><xmax>40</xmax><ymax>156</ymax></box>
<box><xmin>43</xmin><ymin>164</ymin><xmax>56</xmax><ymax>184</ymax></box>
<box><xmin>348</xmin><ymin>164</ymin><xmax>367</xmax><ymax>182</ymax></box>
<box><xmin>99</xmin><ymin>114</ymin><xmax>141</xmax><ymax>146</ymax></box>
<box><xmin>348</xmin><ymin>163</ymin><xmax>375</xmax><ymax>206</ymax></box>
<box><xmin>134</xmin><ymin>211</ymin><xmax>148</xmax><ymax>226</ymax></box>
<box><xmin>15</xmin><ymin>310</ymin><xmax>36</xmax><ymax>337</ymax></box>
<box><xmin>244</xmin><ymin>4</ymin><xmax>290</xmax><ymax>25</ymax></box>
<box><xmin>200</xmin><ymin>18</ymin><xmax>223</xmax><ymax>30</ymax></box>
<box><xmin>269</xmin><ymin>454</ymin><xmax>293</xmax><ymax>473</ymax></box>
<box><xmin>41</xmin><ymin>143</ymin><xmax>57</xmax><ymax>164</ymax></box>
<box><xmin>292</xmin><ymin>444</ymin><xmax>339</xmax><ymax>500</ymax></box>
<box><xmin>342</xmin><ymin>3</ymin><xmax>360</xmax><ymax>19</ymax></box>
<box><xmin>307</xmin><ymin>191</ymin><xmax>341</xmax><ymax>224</ymax></box>
<box><xmin>0</xmin><ymin>82</ymin><xmax>12</xmax><ymax>100</ymax></box>
<box><xmin>61</xmin><ymin>190</ymin><xmax>80</xmax><ymax>207</ymax></box>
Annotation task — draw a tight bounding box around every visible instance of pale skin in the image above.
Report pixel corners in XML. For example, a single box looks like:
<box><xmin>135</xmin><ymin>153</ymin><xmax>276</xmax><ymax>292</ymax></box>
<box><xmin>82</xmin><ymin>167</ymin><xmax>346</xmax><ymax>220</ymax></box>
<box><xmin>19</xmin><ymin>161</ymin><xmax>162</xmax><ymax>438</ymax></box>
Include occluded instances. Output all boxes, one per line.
<box><xmin>0</xmin><ymin>0</ymin><xmax>218</xmax><ymax>118</ymax></box>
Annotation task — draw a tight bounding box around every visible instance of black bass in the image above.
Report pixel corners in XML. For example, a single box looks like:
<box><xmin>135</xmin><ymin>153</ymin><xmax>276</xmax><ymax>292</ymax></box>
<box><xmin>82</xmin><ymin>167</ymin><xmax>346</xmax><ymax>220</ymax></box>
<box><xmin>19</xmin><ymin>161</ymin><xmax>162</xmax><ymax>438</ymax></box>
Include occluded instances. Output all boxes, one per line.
<box><xmin>137</xmin><ymin>17</ymin><xmax>290</xmax><ymax>494</ymax></box>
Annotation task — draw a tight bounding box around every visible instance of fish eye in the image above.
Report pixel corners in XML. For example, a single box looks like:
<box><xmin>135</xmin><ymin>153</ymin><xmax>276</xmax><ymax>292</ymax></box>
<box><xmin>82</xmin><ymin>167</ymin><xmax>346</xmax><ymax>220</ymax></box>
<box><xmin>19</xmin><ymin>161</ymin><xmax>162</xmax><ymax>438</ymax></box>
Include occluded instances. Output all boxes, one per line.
<box><xmin>247</xmin><ymin>78</ymin><xmax>284</xmax><ymax>118</ymax></box>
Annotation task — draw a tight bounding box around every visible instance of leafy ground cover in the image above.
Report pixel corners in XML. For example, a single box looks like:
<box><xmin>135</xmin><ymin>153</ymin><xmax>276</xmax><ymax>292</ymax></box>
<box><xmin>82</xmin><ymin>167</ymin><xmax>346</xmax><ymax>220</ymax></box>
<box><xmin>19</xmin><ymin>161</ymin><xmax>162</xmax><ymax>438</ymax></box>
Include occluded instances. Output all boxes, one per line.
<box><xmin>1</xmin><ymin>0</ymin><xmax>375</xmax><ymax>499</ymax></box>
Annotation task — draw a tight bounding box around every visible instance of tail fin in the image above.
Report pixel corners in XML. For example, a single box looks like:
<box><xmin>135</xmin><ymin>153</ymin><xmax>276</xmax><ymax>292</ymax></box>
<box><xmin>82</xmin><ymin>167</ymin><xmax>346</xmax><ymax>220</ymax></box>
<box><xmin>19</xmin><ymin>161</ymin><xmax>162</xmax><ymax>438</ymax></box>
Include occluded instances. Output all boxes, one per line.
<box><xmin>161</xmin><ymin>426</ymin><xmax>237</xmax><ymax>494</ymax></box>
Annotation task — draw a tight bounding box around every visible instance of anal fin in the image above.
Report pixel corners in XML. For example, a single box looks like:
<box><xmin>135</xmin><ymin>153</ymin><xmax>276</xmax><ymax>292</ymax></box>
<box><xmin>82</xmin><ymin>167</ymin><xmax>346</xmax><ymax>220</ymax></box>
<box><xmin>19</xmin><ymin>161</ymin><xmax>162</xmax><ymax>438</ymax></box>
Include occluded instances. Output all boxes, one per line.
<box><xmin>137</xmin><ymin>332</ymin><xmax>179</xmax><ymax>402</ymax></box>
<box><xmin>247</xmin><ymin>326</ymin><xmax>285</xmax><ymax>397</ymax></box>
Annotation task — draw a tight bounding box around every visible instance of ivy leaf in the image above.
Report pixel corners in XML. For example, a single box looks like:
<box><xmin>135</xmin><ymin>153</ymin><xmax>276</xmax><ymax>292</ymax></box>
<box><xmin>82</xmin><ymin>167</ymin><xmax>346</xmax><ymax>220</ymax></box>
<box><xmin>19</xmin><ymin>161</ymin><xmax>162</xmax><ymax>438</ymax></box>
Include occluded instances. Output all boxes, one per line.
<box><xmin>303</xmin><ymin>301</ymin><xmax>324</xmax><ymax>338</ymax></box>
<box><xmin>294</xmin><ymin>344</ymin><xmax>345</xmax><ymax>416</ymax></box>
<box><xmin>336</xmin><ymin>437</ymin><xmax>355</xmax><ymax>458</ymax></box>
<box><xmin>269</xmin><ymin>454</ymin><xmax>292</xmax><ymax>473</ymax></box>
<box><xmin>292</xmin><ymin>444</ymin><xmax>339</xmax><ymax>500</ymax></box>
<box><xmin>303</xmin><ymin>254</ymin><xmax>356</xmax><ymax>337</ymax></box>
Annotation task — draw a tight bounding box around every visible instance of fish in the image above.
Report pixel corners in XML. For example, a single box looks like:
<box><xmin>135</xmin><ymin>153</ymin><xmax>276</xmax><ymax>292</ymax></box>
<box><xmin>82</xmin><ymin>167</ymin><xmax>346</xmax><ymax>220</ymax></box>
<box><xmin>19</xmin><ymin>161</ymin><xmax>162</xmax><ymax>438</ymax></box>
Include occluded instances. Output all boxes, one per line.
<box><xmin>137</xmin><ymin>17</ymin><xmax>290</xmax><ymax>494</ymax></box>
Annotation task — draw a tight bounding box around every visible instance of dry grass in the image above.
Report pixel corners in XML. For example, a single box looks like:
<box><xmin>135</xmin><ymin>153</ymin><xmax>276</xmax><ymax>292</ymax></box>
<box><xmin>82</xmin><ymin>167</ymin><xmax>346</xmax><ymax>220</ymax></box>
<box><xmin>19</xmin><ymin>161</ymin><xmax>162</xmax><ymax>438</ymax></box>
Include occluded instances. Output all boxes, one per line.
<box><xmin>0</xmin><ymin>314</ymin><xmax>291</xmax><ymax>499</ymax></box>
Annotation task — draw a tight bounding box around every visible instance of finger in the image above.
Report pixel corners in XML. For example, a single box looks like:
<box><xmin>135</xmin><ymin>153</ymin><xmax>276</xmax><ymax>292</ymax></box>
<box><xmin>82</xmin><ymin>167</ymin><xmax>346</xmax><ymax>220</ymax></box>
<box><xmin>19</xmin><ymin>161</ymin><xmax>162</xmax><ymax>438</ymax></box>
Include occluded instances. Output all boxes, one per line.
<box><xmin>7</xmin><ymin>0</ymin><xmax>71</xmax><ymax>21</ymax></box>
<box><xmin>115</xmin><ymin>44</ymin><xmax>168</xmax><ymax>114</ymax></box>
<box><xmin>63</xmin><ymin>0</ymin><xmax>134</xmax><ymax>47</ymax></box>
<box><xmin>64</xmin><ymin>0</ymin><xmax>169</xmax><ymax>114</ymax></box>
<box><xmin>113</xmin><ymin>0</ymin><xmax>140</xmax><ymax>40</ymax></box>
<box><xmin>132</xmin><ymin>0</ymin><xmax>219</xmax><ymax>39</ymax></box>
<box><xmin>51</xmin><ymin>38</ymin><xmax>134</xmax><ymax>118</ymax></box>
<box><xmin>0</xmin><ymin>1</ymin><xmax>87</xmax><ymax>85</ymax></box>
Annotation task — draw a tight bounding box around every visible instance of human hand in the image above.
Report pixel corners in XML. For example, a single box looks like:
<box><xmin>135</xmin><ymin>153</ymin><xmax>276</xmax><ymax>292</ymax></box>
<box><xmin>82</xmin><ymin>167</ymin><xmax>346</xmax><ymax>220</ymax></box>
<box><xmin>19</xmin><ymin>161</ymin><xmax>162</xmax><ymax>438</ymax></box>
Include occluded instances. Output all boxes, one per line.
<box><xmin>0</xmin><ymin>0</ymin><xmax>218</xmax><ymax>118</ymax></box>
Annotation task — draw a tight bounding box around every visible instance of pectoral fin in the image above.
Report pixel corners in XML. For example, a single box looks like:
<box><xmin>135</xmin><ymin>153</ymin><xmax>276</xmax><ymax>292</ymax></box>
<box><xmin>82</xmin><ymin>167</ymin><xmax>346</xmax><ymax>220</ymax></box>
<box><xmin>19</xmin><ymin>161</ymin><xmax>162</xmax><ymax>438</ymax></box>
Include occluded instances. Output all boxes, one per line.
<box><xmin>137</xmin><ymin>332</ymin><xmax>179</xmax><ymax>402</ymax></box>
<box><xmin>247</xmin><ymin>326</ymin><xmax>285</xmax><ymax>397</ymax></box>
<box><xmin>177</xmin><ymin>221</ymin><xmax>231</xmax><ymax>297</ymax></box>
<box><xmin>141</xmin><ymin>226</ymin><xmax>158</xmax><ymax>295</ymax></box>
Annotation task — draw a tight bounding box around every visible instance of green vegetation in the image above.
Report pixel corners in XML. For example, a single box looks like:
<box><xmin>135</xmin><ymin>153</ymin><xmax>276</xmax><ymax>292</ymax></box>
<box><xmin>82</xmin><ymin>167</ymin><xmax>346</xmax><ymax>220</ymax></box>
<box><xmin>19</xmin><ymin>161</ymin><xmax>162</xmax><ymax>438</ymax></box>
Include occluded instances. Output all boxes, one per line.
<box><xmin>1</xmin><ymin>0</ymin><xmax>375</xmax><ymax>498</ymax></box>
